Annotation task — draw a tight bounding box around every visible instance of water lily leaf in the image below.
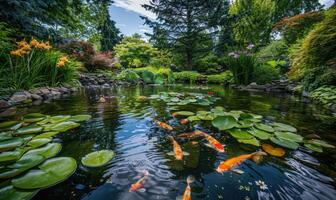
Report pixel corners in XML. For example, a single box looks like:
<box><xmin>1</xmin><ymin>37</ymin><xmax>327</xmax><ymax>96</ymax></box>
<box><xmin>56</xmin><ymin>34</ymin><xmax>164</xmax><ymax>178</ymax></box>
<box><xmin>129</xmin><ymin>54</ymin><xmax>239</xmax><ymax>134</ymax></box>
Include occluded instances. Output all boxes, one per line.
<box><xmin>19</xmin><ymin>135</ymin><xmax>34</xmax><ymax>143</ymax></box>
<box><xmin>0</xmin><ymin>121</ymin><xmax>21</xmax><ymax>129</ymax></box>
<box><xmin>0</xmin><ymin>138</ymin><xmax>24</xmax><ymax>152</ymax></box>
<box><xmin>255</xmin><ymin>123</ymin><xmax>274</xmax><ymax>132</ymax></box>
<box><xmin>50</xmin><ymin>121</ymin><xmax>80</xmax><ymax>132</ymax></box>
<box><xmin>272</xmin><ymin>122</ymin><xmax>297</xmax><ymax>132</ymax></box>
<box><xmin>306</xmin><ymin>139</ymin><xmax>335</xmax><ymax>148</ymax></box>
<box><xmin>23</xmin><ymin>143</ymin><xmax>61</xmax><ymax>159</ymax></box>
<box><xmin>212</xmin><ymin>116</ymin><xmax>238</xmax><ymax>130</ymax></box>
<box><xmin>172</xmin><ymin>111</ymin><xmax>195</xmax><ymax>117</ymax></box>
<box><xmin>81</xmin><ymin>150</ymin><xmax>115</xmax><ymax>167</ymax></box>
<box><xmin>33</xmin><ymin>132</ymin><xmax>59</xmax><ymax>139</ymax></box>
<box><xmin>239</xmin><ymin>113</ymin><xmax>254</xmax><ymax>120</ymax></box>
<box><xmin>228</xmin><ymin>129</ymin><xmax>254</xmax><ymax>140</ymax></box>
<box><xmin>23</xmin><ymin>113</ymin><xmax>45</xmax><ymax>123</ymax></box>
<box><xmin>49</xmin><ymin>115</ymin><xmax>71</xmax><ymax>124</ymax></box>
<box><xmin>270</xmin><ymin>137</ymin><xmax>299</xmax><ymax>150</ymax></box>
<box><xmin>197</xmin><ymin>113</ymin><xmax>215</xmax><ymax>120</ymax></box>
<box><xmin>247</xmin><ymin>128</ymin><xmax>271</xmax><ymax>140</ymax></box>
<box><xmin>0</xmin><ymin>155</ymin><xmax>45</xmax><ymax>179</ymax></box>
<box><xmin>15</xmin><ymin>125</ymin><xmax>43</xmax><ymax>135</ymax></box>
<box><xmin>187</xmin><ymin>116</ymin><xmax>200</xmax><ymax>122</ymax></box>
<box><xmin>262</xmin><ymin>144</ymin><xmax>285</xmax><ymax>157</ymax></box>
<box><xmin>0</xmin><ymin>149</ymin><xmax>24</xmax><ymax>163</ymax></box>
<box><xmin>27</xmin><ymin>138</ymin><xmax>52</xmax><ymax>148</ymax></box>
<box><xmin>0</xmin><ymin>132</ymin><xmax>13</xmax><ymax>142</ymax></box>
<box><xmin>237</xmin><ymin>120</ymin><xmax>254</xmax><ymax>128</ymax></box>
<box><xmin>304</xmin><ymin>143</ymin><xmax>323</xmax><ymax>153</ymax></box>
<box><xmin>69</xmin><ymin>115</ymin><xmax>92</xmax><ymax>122</ymax></box>
<box><xmin>274</xmin><ymin>132</ymin><xmax>303</xmax><ymax>143</ymax></box>
<box><xmin>0</xmin><ymin>184</ymin><xmax>38</xmax><ymax>200</ymax></box>
<box><xmin>238</xmin><ymin>138</ymin><xmax>260</xmax><ymax>146</ymax></box>
<box><xmin>12</xmin><ymin>157</ymin><xmax>77</xmax><ymax>190</ymax></box>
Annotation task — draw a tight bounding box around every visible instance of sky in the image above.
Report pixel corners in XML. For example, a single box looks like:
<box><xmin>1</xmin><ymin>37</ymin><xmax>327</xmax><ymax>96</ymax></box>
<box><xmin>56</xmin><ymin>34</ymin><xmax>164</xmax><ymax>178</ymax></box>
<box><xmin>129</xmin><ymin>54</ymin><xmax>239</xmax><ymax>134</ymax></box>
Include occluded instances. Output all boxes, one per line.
<box><xmin>110</xmin><ymin>0</ymin><xmax>334</xmax><ymax>37</ymax></box>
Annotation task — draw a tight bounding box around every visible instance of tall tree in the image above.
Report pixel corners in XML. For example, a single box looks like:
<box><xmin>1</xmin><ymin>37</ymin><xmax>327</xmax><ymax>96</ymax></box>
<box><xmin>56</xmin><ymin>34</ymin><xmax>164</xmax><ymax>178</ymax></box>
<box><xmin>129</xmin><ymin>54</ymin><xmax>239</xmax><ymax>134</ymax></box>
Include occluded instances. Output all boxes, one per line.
<box><xmin>143</xmin><ymin>0</ymin><xmax>230</xmax><ymax>70</ymax></box>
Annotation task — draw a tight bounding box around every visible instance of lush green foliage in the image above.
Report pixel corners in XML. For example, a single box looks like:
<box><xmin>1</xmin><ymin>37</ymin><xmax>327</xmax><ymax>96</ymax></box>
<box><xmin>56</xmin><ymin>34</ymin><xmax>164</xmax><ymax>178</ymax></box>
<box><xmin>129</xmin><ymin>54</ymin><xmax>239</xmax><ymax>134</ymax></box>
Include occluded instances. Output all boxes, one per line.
<box><xmin>134</xmin><ymin>66</ymin><xmax>174</xmax><ymax>84</ymax></box>
<box><xmin>302</xmin><ymin>66</ymin><xmax>336</xmax><ymax>91</ymax></box>
<box><xmin>116</xmin><ymin>69</ymin><xmax>140</xmax><ymax>84</ymax></box>
<box><xmin>0</xmin><ymin>22</ymin><xmax>14</xmax><ymax>59</ymax></box>
<box><xmin>173</xmin><ymin>71</ymin><xmax>205</xmax><ymax>84</ymax></box>
<box><xmin>194</xmin><ymin>53</ymin><xmax>226</xmax><ymax>74</ymax></box>
<box><xmin>0</xmin><ymin>39</ymin><xmax>79</xmax><ymax>90</ymax></box>
<box><xmin>252</xmin><ymin>64</ymin><xmax>280</xmax><ymax>84</ymax></box>
<box><xmin>257</xmin><ymin>40</ymin><xmax>288</xmax><ymax>62</ymax></box>
<box><xmin>311</xmin><ymin>86</ymin><xmax>336</xmax><ymax>108</ymax></box>
<box><xmin>206</xmin><ymin>71</ymin><xmax>234</xmax><ymax>85</ymax></box>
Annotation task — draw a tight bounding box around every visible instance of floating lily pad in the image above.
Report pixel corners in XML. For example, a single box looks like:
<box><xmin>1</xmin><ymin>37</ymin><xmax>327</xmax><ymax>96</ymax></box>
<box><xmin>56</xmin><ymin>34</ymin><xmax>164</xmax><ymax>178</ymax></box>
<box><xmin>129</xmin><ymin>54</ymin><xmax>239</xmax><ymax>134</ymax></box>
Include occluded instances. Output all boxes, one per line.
<box><xmin>33</xmin><ymin>132</ymin><xmax>59</xmax><ymax>139</ymax></box>
<box><xmin>50</xmin><ymin>121</ymin><xmax>80</xmax><ymax>132</ymax></box>
<box><xmin>237</xmin><ymin>120</ymin><xmax>254</xmax><ymax>128</ymax></box>
<box><xmin>12</xmin><ymin>157</ymin><xmax>77</xmax><ymax>190</ymax></box>
<box><xmin>0</xmin><ymin>154</ymin><xmax>45</xmax><ymax>179</ymax></box>
<box><xmin>272</xmin><ymin>122</ymin><xmax>297</xmax><ymax>132</ymax></box>
<box><xmin>228</xmin><ymin>129</ymin><xmax>254</xmax><ymax>140</ymax></box>
<box><xmin>81</xmin><ymin>150</ymin><xmax>115</xmax><ymax>167</ymax></box>
<box><xmin>0</xmin><ymin>121</ymin><xmax>20</xmax><ymax>129</ymax></box>
<box><xmin>239</xmin><ymin>113</ymin><xmax>254</xmax><ymax>120</ymax></box>
<box><xmin>27</xmin><ymin>138</ymin><xmax>52</xmax><ymax>148</ymax></box>
<box><xmin>172</xmin><ymin>111</ymin><xmax>195</xmax><ymax>117</ymax></box>
<box><xmin>270</xmin><ymin>137</ymin><xmax>299</xmax><ymax>150</ymax></box>
<box><xmin>69</xmin><ymin>115</ymin><xmax>92</xmax><ymax>122</ymax></box>
<box><xmin>0</xmin><ymin>132</ymin><xmax>12</xmax><ymax>141</ymax></box>
<box><xmin>247</xmin><ymin>128</ymin><xmax>271</xmax><ymax>140</ymax></box>
<box><xmin>0</xmin><ymin>184</ymin><xmax>38</xmax><ymax>200</ymax></box>
<box><xmin>306</xmin><ymin>139</ymin><xmax>335</xmax><ymax>148</ymax></box>
<box><xmin>0</xmin><ymin>138</ymin><xmax>24</xmax><ymax>152</ymax></box>
<box><xmin>19</xmin><ymin>135</ymin><xmax>33</xmax><ymax>143</ymax></box>
<box><xmin>304</xmin><ymin>143</ymin><xmax>323</xmax><ymax>153</ymax></box>
<box><xmin>255</xmin><ymin>123</ymin><xmax>274</xmax><ymax>132</ymax></box>
<box><xmin>187</xmin><ymin>116</ymin><xmax>200</xmax><ymax>122</ymax></box>
<box><xmin>23</xmin><ymin>143</ymin><xmax>61</xmax><ymax>159</ymax></box>
<box><xmin>49</xmin><ymin>115</ymin><xmax>71</xmax><ymax>124</ymax></box>
<box><xmin>23</xmin><ymin>113</ymin><xmax>45</xmax><ymax>123</ymax></box>
<box><xmin>274</xmin><ymin>132</ymin><xmax>303</xmax><ymax>143</ymax></box>
<box><xmin>0</xmin><ymin>149</ymin><xmax>24</xmax><ymax>163</ymax></box>
<box><xmin>15</xmin><ymin>125</ymin><xmax>43</xmax><ymax>135</ymax></box>
<box><xmin>212</xmin><ymin>116</ymin><xmax>238</xmax><ymax>130</ymax></box>
<box><xmin>238</xmin><ymin>138</ymin><xmax>260</xmax><ymax>146</ymax></box>
<box><xmin>262</xmin><ymin>144</ymin><xmax>285</xmax><ymax>157</ymax></box>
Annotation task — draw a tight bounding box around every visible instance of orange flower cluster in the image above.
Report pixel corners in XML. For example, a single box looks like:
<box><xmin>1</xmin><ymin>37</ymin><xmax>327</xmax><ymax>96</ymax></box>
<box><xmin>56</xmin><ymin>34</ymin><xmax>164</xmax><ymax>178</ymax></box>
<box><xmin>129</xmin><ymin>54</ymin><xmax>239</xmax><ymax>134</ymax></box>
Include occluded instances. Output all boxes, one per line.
<box><xmin>57</xmin><ymin>56</ymin><xmax>69</xmax><ymax>68</ymax></box>
<box><xmin>10</xmin><ymin>39</ymin><xmax>52</xmax><ymax>57</ymax></box>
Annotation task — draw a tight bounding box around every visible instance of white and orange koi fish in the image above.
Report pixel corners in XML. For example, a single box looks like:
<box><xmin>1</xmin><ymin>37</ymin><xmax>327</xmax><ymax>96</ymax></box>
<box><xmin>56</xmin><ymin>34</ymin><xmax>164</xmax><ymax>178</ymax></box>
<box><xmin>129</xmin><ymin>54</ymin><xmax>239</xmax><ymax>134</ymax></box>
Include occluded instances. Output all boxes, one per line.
<box><xmin>167</xmin><ymin>136</ymin><xmax>189</xmax><ymax>160</ymax></box>
<box><xmin>129</xmin><ymin>170</ymin><xmax>150</xmax><ymax>192</ymax></box>
<box><xmin>155</xmin><ymin>120</ymin><xmax>173</xmax><ymax>131</ymax></box>
<box><xmin>182</xmin><ymin>175</ymin><xmax>195</xmax><ymax>200</ymax></box>
<box><xmin>194</xmin><ymin>130</ymin><xmax>225</xmax><ymax>153</ymax></box>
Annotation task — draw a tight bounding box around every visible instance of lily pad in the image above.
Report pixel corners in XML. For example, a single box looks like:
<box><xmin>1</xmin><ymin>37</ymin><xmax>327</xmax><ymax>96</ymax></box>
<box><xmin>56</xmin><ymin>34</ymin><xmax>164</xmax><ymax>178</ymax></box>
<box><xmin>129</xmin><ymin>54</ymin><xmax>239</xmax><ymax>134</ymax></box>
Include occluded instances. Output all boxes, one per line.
<box><xmin>50</xmin><ymin>121</ymin><xmax>80</xmax><ymax>132</ymax></box>
<box><xmin>0</xmin><ymin>149</ymin><xmax>24</xmax><ymax>163</ymax></box>
<box><xmin>27</xmin><ymin>138</ymin><xmax>52</xmax><ymax>148</ymax></box>
<box><xmin>304</xmin><ymin>143</ymin><xmax>323</xmax><ymax>153</ymax></box>
<box><xmin>69</xmin><ymin>115</ymin><xmax>92</xmax><ymax>122</ymax></box>
<box><xmin>0</xmin><ymin>184</ymin><xmax>38</xmax><ymax>200</ymax></box>
<box><xmin>19</xmin><ymin>135</ymin><xmax>33</xmax><ymax>143</ymax></box>
<box><xmin>228</xmin><ymin>129</ymin><xmax>254</xmax><ymax>140</ymax></box>
<box><xmin>81</xmin><ymin>150</ymin><xmax>115</xmax><ymax>167</ymax></box>
<box><xmin>0</xmin><ymin>121</ymin><xmax>20</xmax><ymax>129</ymax></box>
<box><xmin>49</xmin><ymin>115</ymin><xmax>71</xmax><ymax>124</ymax></box>
<box><xmin>306</xmin><ymin>139</ymin><xmax>335</xmax><ymax>148</ymax></box>
<box><xmin>247</xmin><ymin>128</ymin><xmax>271</xmax><ymax>140</ymax></box>
<box><xmin>238</xmin><ymin>138</ymin><xmax>260</xmax><ymax>146</ymax></box>
<box><xmin>274</xmin><ymin>132</ymin><xmax>303</xmax><ymax>143</ymax></box>
<box><xmin>33</xmin><ymin>132</ymin><xmax>59</xmax><ymax>139</ymax></box>
<box><xmin>212</xmin><ymin>116</ymin><xmax>238</xmax><ymax>130</ymax></box>
<box><xmin>0</xmin><ymin>138</ymin><xmax>24</xmax><ymax>152</ymax></box>
<box><xmin>255</xmin><ymin>123</ymin><xmax>274</xmax><ymax>132</ymax></box>
<box><xmin>187</xmin><ymin>116</ymin><xmax>200</xmax><ymax>122</ymax></box>
<box><xmin>23</xmin><ymin>143</ymin><xmax>61</xmax><ymax>159</ymax></box>
<box><xmin>270</xmin><ymin>137</ymin><xmax>299</xmax><ymax>150</ymax></box>
<box><xmin>23</xmin><ymin>113</ymin><xmax>45</xmax><ymax>123</ymax></box>
<box><xmin>0</xmin><ymin>132</ymin><xmax>12</xmax><ymax>142</ymax></box>
<box><xmin>239</xmin><ymin>113</ymin><xmax>254</xmax><ymax>120</ymax></box>
<box><xmin>272</xmin><ymin>122</ymin><xmax>297</xmax><ymax>132</ymax></box>
<box><xmin>172</xmin><ymin>111</ymin><xmax>195</xmax><ymax>117</ymax></box>
<box><xmin>15</xmin><ymin>125</ymin><xmax>43</xmax><ymax>135</ymax></box>
<box><xmin>237</xmin><ymin>120</ymin><xmax>254</xmax><ymax>128</ymax></box>
<box><xmin>12</xmin><ymin>157</ymin><xmax>77</xmax><ymax>189</ymax></box>
<box><xmin>262</xmin><ymin>144</ymin><xmax>285</xmax><ymax>157</ymax></box>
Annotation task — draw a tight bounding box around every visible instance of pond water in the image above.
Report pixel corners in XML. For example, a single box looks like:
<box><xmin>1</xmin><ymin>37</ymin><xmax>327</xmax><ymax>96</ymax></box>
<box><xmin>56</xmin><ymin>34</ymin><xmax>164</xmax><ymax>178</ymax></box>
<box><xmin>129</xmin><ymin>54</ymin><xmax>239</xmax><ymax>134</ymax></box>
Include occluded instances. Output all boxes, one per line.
<box><xmin>4</xmin><ymin>85</ymin><xmax>336</xmax><ymax>200</ymax></box>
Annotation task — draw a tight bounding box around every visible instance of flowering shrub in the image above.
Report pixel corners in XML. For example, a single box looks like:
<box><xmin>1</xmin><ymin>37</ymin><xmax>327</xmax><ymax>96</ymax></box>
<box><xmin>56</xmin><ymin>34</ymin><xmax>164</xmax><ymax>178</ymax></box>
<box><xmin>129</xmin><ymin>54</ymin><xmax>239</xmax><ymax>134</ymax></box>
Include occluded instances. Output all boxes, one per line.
<box><xmin>0</xmin><ymin>39</ymin><xmax>80</xmax><ymax>90</ymax></box>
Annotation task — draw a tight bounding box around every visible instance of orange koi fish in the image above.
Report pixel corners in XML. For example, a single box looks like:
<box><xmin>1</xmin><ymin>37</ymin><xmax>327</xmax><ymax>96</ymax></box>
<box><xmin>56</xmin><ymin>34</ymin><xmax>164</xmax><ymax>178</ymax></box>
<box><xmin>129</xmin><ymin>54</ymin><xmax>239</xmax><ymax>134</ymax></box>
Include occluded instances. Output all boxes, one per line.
<box><xmin>167</xmin><ymin>136</ymin><xmax>188</xmax><ymax>160</ymax></box>
<box><xmin>155</xmin><ymin>120</ymin><xmax>173</xmax><ymax>131</ymax></box>
<box><xmin>182</xmin><ymin>175</ymin><xmax>195</xmax><ymax>200</ymax></box>
<box><xmin>194</xmin><ymin>130</ymin><xmax>225</xmax><ymax>153</ymax></box>
<box><xmin>129</xmin><ymin>170</ymin><xmax>150</xmax><ymax>192</ymax></box>
<box><xmin>177</xmin><ymin>132</ymin><xmax>202</xmax><ymax>139</ymax></box>
<box><xmin>216</xmin><ymin>151</ymin><xmax>266</xmax><ymax>174</ymax></box>
<box><xmin>180</xmin><ymin>119</ymin><xmax>189</xmax><ymax>125</ymax></box>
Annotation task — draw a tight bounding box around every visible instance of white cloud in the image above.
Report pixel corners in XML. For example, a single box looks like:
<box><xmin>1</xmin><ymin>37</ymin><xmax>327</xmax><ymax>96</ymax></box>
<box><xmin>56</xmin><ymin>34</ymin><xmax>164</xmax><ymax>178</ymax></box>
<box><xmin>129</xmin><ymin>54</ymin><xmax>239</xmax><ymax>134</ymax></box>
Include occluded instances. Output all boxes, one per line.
<box><xmin>113</xmin><ymin>0</ymin><xmax>156</xmax><ymax>19</ymax></box>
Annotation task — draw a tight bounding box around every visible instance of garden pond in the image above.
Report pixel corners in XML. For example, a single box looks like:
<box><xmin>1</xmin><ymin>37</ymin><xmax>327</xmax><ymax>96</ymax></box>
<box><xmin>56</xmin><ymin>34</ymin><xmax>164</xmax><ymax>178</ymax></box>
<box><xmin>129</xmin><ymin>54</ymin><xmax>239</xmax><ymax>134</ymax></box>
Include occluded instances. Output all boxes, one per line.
<box><xmin>1</xmin><ymin>84</ymin><xmax>336</xmax><ymax>200</ymax></box>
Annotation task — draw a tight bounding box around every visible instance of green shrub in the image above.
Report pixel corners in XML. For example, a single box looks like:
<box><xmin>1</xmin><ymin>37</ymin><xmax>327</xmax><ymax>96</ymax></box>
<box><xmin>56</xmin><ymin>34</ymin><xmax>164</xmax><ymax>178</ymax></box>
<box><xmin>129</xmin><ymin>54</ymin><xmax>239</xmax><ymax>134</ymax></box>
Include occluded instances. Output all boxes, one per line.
<box><xmin>311</xmin><ymin>86</ymin><xmax>336</xmax><ymax>108</ymax></box>
<box><xmin>116</xmin><ymin>69</ymin><xmax>140</xmax><ymax>84</ymax></box>
<box><xmin>0</xmin><ymin>22</ymin><xmax>14</xmax><ymax>60</ymax></box>
<box><xmin>206</xmin><ymin>71</ymin><xmax>234</xmax><ymax>84</ymax></box>
<box><xmin>0</xmin><ymin>39</ymin><xmax>79</xmax><ymax>90</ymax></box>
<box><xmin>173</xmin><ymin>71</ymin><xmax>205</xmax><ymax>84</ymax></box>
<box><xmin>133</xmin><ymin>66</ymin><xmax>174</xmax><ymax>84</ymax></box>
<box><xmin>252</xmin><ymin>64</ymin><xmax>280</xmax><ymax>84</ymax></box>
<box><xmin>257</xmin><ymin>40</ymin><xmax>288</xmax><ymax>62</ymax></box>
<box><xmin>194</xmin><ymin>53</ymin><xmax>225</xmax><ymax>74</ymax></box>
<box><xmin>302</xmin><ymin>66</ymin><xmax>336</xmax><ymax>91</ymax></box>
<box><xmin>136</xmin><ymin>70</ymin><xmax>155</xmax><ymax>84</ymax></box>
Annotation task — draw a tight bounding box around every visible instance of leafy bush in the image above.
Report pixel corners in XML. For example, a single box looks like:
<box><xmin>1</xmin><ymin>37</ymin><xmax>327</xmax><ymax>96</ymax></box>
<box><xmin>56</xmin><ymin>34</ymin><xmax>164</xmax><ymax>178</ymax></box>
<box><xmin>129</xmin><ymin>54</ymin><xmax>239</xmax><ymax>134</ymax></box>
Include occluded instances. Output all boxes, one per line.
<box><xmin>288</xmin><ymin>8</ymin><xmax>336</xmax><ymax>82</ymax></box>
<box><xmin>311</xmin><ymin>86</ymin><xmax>336</xmax><ymax>108</ymax></box>
<box><xmin>88</xmin><ymin>52</ymin><xmax>114</xmax><ymax>71</ymax></box>
<box><xmin>206</xmin><ymin>71</ymin><xmax>234</xmax><ymax>84</ymax></box>
<box><xmin>194</xmin><ymin>53</ymin><xmax>226</xmax><ymax>74</ymax></box>
<box><xmin>0</xmin><ymin>22</ymin><xmax>14</xmax><ymax>59</ymax></box>
<box><xmin>116</xmin><ymin>69</ymin><xmax>140</xmax><ymax>84</ymax></box>
<box><xmin>257</xmin><ymin>40</ymin><xmax>288</xmax><ymax>62</ymax></box>
<box><xmin>173</xmin><ymin>71</ymin><xmax>205</xmax><ymax>84</ymax></box>
<box><xmin>252</xmin><ymin>64</ymin><xmax>280</xmax><ymax>84</ymax></box>
<box><xmin>0</xmin><ymin>39</ymin><xmax>79</xmax><ymax>90</ymax></box>
<box><xmin>134</xmin><ymin>66</ymin><xmax>174</xmax><ymax>84</ymax></box>
<box><xmin>302</xmin><ymin>66</ymin><xmax>336</xmax><ymax>91</ymax></box>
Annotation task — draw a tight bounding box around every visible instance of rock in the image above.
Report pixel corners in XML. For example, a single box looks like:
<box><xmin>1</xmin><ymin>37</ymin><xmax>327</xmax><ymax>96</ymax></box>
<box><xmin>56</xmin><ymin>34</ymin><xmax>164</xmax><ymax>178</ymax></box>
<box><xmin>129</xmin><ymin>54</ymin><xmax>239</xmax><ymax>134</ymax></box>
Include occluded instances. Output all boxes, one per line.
<box><xmin>70</xmin><ymin>87</ymin><xmax>78</xmax><ymax>92</ymax></box>
<box><xmin>50</xmin><ymin>91</ymin><xmax>61</xmax><ymax>99</ymax></box>
<box><xmin>0</xmin><ymin>107</ymin><xmax>17</xmax><ymax>117</ymax></box>
<box><xmin>59</xmin><ymin>87</ymin><xmax>69</xmax><ymax>93</ymax></box>
<box><xmin>39</xmin><ymin>88</ymin><xmax>50</xmax><ymax>95</ymax></box>
<box><xmin>0</xmin><ymin>100</ymin><xmax>10</xmax><ymax>109</ymax></box>
<box><xmin>302</xmin><ymin>91</ymin><xmax>310</xmax><ymax>98</ymax></box>
<box><xmin>249</xmin><ymin>82</ymin><xmax>258</xmax><ymax>87</ymax></box>
<box><xmin>9</xmin><ymin>92</ymin><xmax>30</xmax><ymax>103</ymax></box>
<box><xmin>31</xmin><ymin>94</ymin><xmax>43</xmax><ymax>100</ymax></box>
<box><xmin>103</xmin><ymin>83</ymin><xmax>110</xmax><ymax>88</ymax></box>
<box><xmin>32</xmin><ymin>100</ymin><xmax>43</xmax><ymax>106</ymax></box>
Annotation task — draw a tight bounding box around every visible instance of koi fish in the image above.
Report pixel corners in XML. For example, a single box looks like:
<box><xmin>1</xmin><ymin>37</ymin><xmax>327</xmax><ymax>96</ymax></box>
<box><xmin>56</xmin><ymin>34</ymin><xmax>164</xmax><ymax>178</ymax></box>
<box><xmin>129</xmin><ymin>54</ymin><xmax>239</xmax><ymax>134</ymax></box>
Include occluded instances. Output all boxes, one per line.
<box><xmin>129</xmin><ymin>170</ymin><xmax>150</xmax><ymax>192</ymax></box>
<box><xmin>194</xmin><ymin>130</ymin><xmax>225</xmax><ymax>153</ymax></box>
<box><xmin>182</xmin><ymin>175</ymin><xmax>195</xmax><ymax>200</ymax></box>
<box><xmin>177</xmin><ymin>132</ymin><xmax>202</xmax><ymax>139</ymax></box>
<box><xmin>180</xmin><ymin>119</ymin><xmax>189</xmax><ymax>125</ymax></box>
<box><xmin>216</xmin><ymin>151</ymin><xmax>266</xmax><ymax>174</ymax></box>
<box><xmin>155</xmin><ymin>120</ymin><xmax>173</xmax><ymax>131</ymax></box>
<box><xmin>167</xmin><ymin>136</ymin><xmax>189</xmax><ymax>160</ymax></box>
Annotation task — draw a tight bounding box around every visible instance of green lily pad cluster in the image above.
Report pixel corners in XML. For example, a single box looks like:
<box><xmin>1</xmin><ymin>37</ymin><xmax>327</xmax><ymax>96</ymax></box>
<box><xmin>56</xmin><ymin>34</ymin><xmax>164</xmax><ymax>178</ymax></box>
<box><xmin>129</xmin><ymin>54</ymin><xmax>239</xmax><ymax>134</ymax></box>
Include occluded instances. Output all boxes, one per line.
<box><xmin>183</xmin><ymin>107</ymin><xmax>334</xmax><ymax>152</ymax></box>
<box><xmin>0</xmin><ymin>113</ymin><xmax>91</xmax><ymax>200</ymax></box>
<box><xmin>149</xmin><ymin>92</ymin><xmax>219</xmax><ymax>106</ymax></box>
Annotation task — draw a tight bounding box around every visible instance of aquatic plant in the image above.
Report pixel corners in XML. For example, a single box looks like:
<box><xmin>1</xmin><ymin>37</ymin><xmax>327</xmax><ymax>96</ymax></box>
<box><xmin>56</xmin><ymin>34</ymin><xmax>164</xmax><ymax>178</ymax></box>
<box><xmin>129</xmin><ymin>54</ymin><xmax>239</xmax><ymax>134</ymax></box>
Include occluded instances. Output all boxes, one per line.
<box><xmin>81</xmin><ymin>150</ymin><xmax>115</xmax><ymax>168</ymax></box>
<box><xmin>0</xmin><ymin>113</ymin><xmax>91</xmax><ymax>198</ymax></box>
<box><xmin>149</xmin><ymin>92</ymin><xmax>218</xmax><ymax>106</ymax></box>
<box><xmin>206</xmin><ymin>71</ymin><xmax>234</xmax><ymax>85</ymax></box>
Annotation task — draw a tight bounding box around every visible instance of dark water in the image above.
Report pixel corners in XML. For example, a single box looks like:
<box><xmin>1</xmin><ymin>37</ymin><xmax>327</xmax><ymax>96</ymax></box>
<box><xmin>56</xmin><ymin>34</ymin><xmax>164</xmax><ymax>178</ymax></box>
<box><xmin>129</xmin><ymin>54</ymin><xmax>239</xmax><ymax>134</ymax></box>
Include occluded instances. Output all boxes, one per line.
<box><xmin>5</xmin><ymin>85</ymin><xmax>336</xmax><ymax>200</ymax></box>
